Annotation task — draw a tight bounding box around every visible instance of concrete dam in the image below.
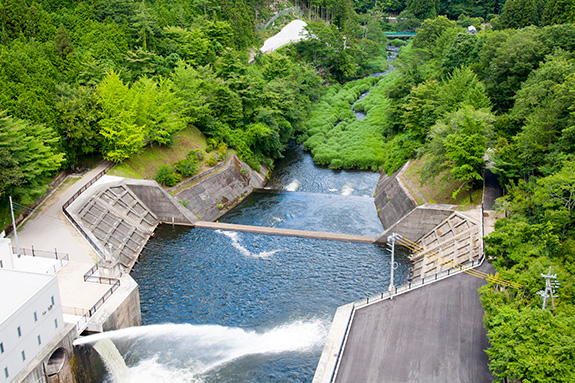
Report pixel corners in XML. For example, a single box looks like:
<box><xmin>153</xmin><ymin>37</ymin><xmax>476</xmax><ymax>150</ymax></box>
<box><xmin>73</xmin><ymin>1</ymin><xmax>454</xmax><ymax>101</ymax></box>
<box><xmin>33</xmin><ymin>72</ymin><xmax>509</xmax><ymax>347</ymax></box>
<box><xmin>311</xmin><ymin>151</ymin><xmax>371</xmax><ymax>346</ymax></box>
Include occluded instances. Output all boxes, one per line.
<box><xmin>65</xmin><ymin>141</ymin><xmax>486</xmax><ymax>382</ymax></box>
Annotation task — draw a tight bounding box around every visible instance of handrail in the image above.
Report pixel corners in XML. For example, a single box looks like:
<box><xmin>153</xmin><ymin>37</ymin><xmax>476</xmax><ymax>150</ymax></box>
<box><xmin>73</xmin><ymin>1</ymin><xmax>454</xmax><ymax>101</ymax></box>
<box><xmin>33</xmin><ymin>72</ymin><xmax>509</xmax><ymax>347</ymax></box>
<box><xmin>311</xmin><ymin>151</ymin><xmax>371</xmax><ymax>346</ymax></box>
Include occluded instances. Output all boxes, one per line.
<box><xmin>12</xmin><ymin>247</ymin><xmax>69</xmax><ymax>261</ymax></box>
<box><xmin>65</xmin><ymin>271</ymin><xmax>121</xmax><ymax>333</ymax></box>
<box><xmin>61</xmin><ymin>162</ymin><xmax>114</xmax><ymax>259</ymax></box>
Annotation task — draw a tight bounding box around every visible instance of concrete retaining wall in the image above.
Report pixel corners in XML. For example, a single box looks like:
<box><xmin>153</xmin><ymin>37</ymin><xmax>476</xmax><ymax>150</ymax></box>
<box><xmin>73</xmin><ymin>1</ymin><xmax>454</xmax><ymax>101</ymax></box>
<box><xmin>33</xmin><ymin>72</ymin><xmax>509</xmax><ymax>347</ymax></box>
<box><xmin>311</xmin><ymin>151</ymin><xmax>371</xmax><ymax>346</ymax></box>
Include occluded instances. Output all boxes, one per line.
<box><xmin>175</xmin><ymin>155</ymin><xmax>267</xmax><ymax>222</ymax></box>
<box><xmin>410</xmin><ymin>211</ymin><xmax>481</xmax><ymax>279</ymax></box>
<box><xmin>373</xmin><ymin>163</ymin><xmax>417</xmax><ymax>229</ymax></box>
<box><xmin>124</xmin><ymin>179</ymin><xmax>198</xmax><ymax>224</ymax></box>
<box><xmin>87</xmin><ymin>275</ymin><xmax>142</xmax><ymax>333</ymax></box>
<box><xmin>375</xmin><ymin>204</ymin><xmax>454</xmax><ymax>243</ymax></box>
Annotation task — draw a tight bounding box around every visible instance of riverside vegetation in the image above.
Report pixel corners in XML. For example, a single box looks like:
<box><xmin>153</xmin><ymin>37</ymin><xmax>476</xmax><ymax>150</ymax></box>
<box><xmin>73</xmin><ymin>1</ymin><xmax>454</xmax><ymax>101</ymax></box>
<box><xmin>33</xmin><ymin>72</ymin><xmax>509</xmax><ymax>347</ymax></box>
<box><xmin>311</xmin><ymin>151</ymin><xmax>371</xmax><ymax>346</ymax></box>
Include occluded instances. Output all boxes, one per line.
<box><xmin>2</xmin><ymin>0</ymin><xmax>575</xmax><ymax>381</ymax></box>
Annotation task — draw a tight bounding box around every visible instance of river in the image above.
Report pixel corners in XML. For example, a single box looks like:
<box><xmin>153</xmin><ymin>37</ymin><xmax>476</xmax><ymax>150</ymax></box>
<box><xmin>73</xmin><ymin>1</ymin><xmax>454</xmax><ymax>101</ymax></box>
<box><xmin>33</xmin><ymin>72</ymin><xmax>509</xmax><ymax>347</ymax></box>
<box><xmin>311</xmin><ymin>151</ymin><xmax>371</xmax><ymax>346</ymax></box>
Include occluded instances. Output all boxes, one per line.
<box><xmin>92</xmin><ymin>52</ymin><xmax>404</xmax><ymax>383</ymax></box>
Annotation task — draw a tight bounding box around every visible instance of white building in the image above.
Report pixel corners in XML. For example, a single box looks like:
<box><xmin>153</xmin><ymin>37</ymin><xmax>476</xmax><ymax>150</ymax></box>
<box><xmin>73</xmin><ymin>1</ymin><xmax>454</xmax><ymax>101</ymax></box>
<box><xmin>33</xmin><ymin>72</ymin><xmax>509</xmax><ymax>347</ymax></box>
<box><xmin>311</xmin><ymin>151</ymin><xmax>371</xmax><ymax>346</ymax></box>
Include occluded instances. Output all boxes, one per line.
<box><xmin>0</xmin><ymin>266</ymin><xmax>65</xmax><ymax>383</ymax></box>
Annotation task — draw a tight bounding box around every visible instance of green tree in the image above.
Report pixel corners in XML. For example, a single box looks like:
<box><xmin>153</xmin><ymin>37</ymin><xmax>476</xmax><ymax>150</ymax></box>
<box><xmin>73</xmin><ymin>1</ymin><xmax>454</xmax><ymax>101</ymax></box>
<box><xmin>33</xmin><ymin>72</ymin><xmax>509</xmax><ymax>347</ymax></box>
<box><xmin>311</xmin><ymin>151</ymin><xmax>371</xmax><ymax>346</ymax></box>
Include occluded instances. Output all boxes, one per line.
<box><xmin>402</xmin><ymin>80</ymin><xmax>441</xmax><ymax>139</ymax></box>
<box><xmin>541</xmin><ymin>0</ymin><xmax>575</xmax><ymax>25</ymax></box>
<box><xmin>499</xmin><ymin>0</ymin><xmax>537</xmax><ymax>29</ymax></box>
<box><xmin>484</xmin><ymin>307</ymin><xmax>575</xmax><ymax>382</ymax></box>
<box><xmin>54</xmin><ymin>83</ymin><xmax>101</xmax><ymax>160</ymax></box>
<box><xmin>131</xmin><ymin>76</ymin><xmax>186</xmax><ymax>146</ymax></box>
<box><xmin>96</xmin><ymin>71</ymin><xmax>143</xmax><ymax>162</ymax></box>
<box><xmin>440</xmin><ymin>32</ymin><xmax>483</xmax><ymax>75</ymax></box>
<box><xmin>422</xmin><ymin>106</ymin><xmax>494</xmax><ymax>202</ymax></box>
<box><xmin>406</xmin><ymin>0</ymin><xmax>438</xmax><ymax>20</ymax></box>
<box><xmin>512</xmin><ymin>54</ymin><xmax>575</xmax><ymax>175</ymax></box>
<box><xmin>480</xmin><ymin>27</ymin><xmax>545</xmax><ymax>112</ymax></box>
<box><xmin>0</xmin><ymin>111</ymin><xmax>65</xmax><ymax>203</ymax></box>
<box><xmin>412</xmin><ymin>16</ymin><xmax>457</xmax><ymax>50</ymax></box>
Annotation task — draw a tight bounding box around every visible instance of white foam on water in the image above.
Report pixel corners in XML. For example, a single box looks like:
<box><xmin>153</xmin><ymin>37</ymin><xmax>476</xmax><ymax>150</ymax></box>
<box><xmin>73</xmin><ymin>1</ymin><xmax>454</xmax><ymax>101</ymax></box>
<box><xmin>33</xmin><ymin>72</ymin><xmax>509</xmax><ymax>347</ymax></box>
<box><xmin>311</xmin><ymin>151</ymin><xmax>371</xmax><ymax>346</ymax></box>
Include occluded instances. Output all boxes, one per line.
<box><xmin>341</xmin><ymin>184</ymin><xmax>354</xmax><ymax>196</ymax></box>
<box><xmin>285</xmin><ymin>179</ymin><xmax>300</xmax><ymax>192</ymax></box>
<box><xmin>128</xmin><ymin>356</ymin><xmax>203</xmax><ymax>383</ymax></box>
<box><xmin>75</xmin><ymin>320</ymin><xmax>329</xmax><ymax>382</ymax></box>
<box><xmin>216</xmin><ymin>230</ymin><xmax>278</xmax><ymax>259</ymax></box>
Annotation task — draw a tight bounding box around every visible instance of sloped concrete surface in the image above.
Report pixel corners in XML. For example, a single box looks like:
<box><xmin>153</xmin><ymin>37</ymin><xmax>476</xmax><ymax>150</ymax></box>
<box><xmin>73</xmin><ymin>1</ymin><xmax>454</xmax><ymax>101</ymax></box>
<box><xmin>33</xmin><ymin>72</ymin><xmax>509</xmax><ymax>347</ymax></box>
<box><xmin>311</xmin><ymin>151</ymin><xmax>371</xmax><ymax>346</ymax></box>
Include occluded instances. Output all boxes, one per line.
<box><xmin>176</xmin><ymin>155</ymin><xmax>266</xmax><ymax>222</ymax></box>
<box><xmin>333</xmin><ymin>262</ymin><xmax>495</xmax><ymax>383</ymax></box>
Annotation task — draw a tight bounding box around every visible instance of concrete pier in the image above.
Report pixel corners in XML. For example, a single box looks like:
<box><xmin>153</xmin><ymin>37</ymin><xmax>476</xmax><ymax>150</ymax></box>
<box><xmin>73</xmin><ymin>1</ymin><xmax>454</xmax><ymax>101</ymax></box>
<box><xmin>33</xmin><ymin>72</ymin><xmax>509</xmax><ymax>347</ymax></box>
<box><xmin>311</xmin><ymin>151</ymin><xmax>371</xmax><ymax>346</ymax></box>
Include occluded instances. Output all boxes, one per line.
<box><xmin>193</xmin><ymin>221</ymin><xmax>377</xmax><ymax>243</ymax></box>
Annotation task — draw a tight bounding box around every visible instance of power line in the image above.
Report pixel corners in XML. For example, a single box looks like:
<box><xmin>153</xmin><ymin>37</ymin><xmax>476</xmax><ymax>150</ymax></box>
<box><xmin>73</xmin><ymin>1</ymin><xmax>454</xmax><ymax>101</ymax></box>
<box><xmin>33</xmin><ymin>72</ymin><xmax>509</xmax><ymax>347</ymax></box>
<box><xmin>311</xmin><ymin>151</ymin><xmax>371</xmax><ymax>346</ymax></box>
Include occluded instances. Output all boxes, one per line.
<box><xmin>396</xmin><ymin>235</ymin><xmax>523</xmax><ymax>289</ymax></box>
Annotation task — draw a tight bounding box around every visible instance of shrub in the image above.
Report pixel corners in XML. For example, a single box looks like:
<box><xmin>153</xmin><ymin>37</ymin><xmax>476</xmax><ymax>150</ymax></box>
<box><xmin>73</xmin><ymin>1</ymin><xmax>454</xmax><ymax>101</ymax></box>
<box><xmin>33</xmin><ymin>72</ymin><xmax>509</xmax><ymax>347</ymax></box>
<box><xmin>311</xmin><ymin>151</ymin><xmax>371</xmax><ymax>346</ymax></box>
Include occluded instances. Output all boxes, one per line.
<box><xmin>174</xmin><ymin>156</ymin><xmax>199</xmax><ymax>177</ymax></box>
<box><xmin>389</xmin><ymin>39</ymin><xmax>406</xmax><ymax>47</ymax></box>
<box><xmin>207</xmin><ymin>157</ymin><xmax>217</xmax><ymax>166</ymax></box>
<box><xmin>155</xmin><ymin>166</ymin><xmax>182</xmax><ymax>186</ymax></box>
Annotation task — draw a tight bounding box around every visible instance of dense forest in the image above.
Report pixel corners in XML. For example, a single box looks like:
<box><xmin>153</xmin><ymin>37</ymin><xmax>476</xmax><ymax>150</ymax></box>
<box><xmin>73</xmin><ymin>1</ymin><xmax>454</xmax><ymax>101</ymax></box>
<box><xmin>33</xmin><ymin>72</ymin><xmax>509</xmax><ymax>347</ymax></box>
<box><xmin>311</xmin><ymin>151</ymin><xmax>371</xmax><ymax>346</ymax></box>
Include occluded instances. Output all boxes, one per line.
<box><xmin>0</xmin><ymin>0</ymin><xmax>390</xmax><ymax>208</ymax></box>
<box><xmin>1</xmin><ymin>0</ymin><xmax>575</xmax><ymax>381</ymax></box>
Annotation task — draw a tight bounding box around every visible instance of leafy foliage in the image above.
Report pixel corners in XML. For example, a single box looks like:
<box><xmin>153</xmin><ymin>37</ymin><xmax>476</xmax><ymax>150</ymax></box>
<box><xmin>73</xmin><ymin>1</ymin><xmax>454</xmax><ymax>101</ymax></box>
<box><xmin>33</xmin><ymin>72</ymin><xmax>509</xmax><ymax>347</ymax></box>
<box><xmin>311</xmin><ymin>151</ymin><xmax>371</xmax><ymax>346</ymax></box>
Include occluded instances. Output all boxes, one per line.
<box><xmin>0</xmin><ymin>111</ymin><xmax>65</xmax><ymax>203</ymax></box>
<box><xmin>154</xmin><ymin>165</ymin><xmax>181</xmax><ymax>186</ymax></box>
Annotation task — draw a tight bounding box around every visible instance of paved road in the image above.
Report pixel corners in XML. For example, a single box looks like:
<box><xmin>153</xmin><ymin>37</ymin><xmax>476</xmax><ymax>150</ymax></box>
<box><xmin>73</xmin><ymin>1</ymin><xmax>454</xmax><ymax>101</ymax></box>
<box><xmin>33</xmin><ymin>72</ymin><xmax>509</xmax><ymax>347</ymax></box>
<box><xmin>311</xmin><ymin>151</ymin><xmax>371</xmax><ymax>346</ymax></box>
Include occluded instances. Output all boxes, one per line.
<box><xmin>14</xmin><ymin>162</ymin><xmax>112</xmax><ymax>264</ymax></box>
<box><xmin>334</xmin><ymin>262</ymin><xmax>495</xmax><ymax>383</ymax></box>
<box><xmin>484</xmin><ymin>169</ymin><xmax>503</xmax><ymax>210</ymax></box>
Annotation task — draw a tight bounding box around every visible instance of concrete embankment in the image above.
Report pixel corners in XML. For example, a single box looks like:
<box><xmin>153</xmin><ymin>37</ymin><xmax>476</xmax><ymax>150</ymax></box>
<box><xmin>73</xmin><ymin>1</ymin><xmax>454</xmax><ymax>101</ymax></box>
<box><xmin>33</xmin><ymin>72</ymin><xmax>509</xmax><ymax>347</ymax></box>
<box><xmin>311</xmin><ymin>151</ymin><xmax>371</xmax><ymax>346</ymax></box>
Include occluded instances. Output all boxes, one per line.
<box><xmin>67</xmin><ymin>155</ymin><xmax>265</xmax><ymax>271</ymax></box>
<box><xmin>320</xmin><ymin>262</ymin><xmax>495</xmax><ymax>383</ymax></box>
<box><xmin>175</xmin><ymin>155</ymin><xmax>267</xmax><ymax>222</ymax></box>
<box><xmin>373</xmin><ymin>162</ymin><xmax>417</xmax><ymax>230</ymax></box>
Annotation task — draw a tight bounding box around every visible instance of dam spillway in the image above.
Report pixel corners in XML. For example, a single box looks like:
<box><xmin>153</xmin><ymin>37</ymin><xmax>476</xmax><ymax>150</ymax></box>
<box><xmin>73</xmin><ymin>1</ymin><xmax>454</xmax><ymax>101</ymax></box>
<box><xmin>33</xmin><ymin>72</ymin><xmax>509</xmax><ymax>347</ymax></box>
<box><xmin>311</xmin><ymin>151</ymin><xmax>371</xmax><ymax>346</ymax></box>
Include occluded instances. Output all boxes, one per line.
<box><xmin>114</xmin><ymin>144</ymin><xmax>409</xmax><ymax>382</ymax></box>
<box><xmin>130</xmin><ymin>225</ymin><xmax>409</xmax><ymax>382</ymax></box>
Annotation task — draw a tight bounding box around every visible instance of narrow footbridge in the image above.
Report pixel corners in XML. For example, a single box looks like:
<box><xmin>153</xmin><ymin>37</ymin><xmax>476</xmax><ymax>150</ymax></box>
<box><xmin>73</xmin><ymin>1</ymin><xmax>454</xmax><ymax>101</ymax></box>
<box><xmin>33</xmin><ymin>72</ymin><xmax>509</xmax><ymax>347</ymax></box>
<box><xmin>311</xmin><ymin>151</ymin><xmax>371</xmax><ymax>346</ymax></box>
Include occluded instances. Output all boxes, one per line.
<box><xmin>192</xmin><ymin>221</ymin><xmax>377</xmax><ymax>243</ymax></box>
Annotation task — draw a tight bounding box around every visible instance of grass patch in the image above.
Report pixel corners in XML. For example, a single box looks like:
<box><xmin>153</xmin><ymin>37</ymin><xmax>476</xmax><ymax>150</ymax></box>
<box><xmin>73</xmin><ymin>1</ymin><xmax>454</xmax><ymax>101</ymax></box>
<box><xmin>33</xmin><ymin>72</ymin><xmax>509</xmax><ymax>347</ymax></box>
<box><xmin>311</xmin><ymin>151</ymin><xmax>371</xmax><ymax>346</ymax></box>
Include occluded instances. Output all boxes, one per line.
<box><xmin>301</xmin><ymin>75</ymin><xmax>390</xmax><ymax>171</ymax></box>
<box><xmin>405</xmin><ymin>157</ymin><xmax>483</xmax><ymax>207</ymax></box>
<box><xmin>109</xmin><ymin>126</ymin><xmax>214</xmax><ymax>180</ymax></box>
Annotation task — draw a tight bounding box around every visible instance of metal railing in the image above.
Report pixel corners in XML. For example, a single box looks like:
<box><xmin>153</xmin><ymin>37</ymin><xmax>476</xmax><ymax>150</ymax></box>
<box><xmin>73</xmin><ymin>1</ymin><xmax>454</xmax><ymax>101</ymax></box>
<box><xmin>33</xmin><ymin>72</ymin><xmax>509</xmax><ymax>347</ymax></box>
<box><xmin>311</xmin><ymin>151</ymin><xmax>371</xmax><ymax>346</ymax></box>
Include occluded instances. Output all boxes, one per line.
<box><xmin>63</xmin><ymin>277</ymin><xmax>121</xmax><ymax>333</ymax></box>
<box><xmin>13</xmin><ymin>246</ymin><xmax>69</xmax><ymax>261</ymax></box>
<box><xmin>11</xmin><ymin>247</ymin><xmax>70</xmax><ymax>273</ymax></box>
<box><xmin>83</xmin><ymin>263</ymin><xmax>121</xmax><ymax>285</ymax></box>
<box><xmin>61</xmin><ymin>163</ymin><xmax>114</xmax><ymax>259</ymax></box>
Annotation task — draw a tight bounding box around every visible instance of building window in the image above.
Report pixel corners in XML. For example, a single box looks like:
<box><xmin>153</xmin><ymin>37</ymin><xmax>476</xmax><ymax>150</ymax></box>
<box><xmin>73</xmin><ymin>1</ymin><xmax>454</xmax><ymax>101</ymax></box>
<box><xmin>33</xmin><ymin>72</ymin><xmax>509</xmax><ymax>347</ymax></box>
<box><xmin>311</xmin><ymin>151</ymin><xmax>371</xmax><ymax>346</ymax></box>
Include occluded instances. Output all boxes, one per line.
<box><xmin>34</xmin><ymin>312</ymin><xmax>38</xmax><ymax>322</ymax></box>
<box><xmin>37</xmin><ymin>335</ymin><xmax>41</xmax><ymax>345</ymax></box>
<box><xmin>51</xmin><ymin>296</ymin><xmax>55</xmax><ymax>306</ymax></box>
<box><xmin>17</xmin><ymin>327</ymin><xmax>21</xmax><ymax>337</ymax></box>
<box><xmin>4</xmin><ymin>367</ymin><xmax>8</xmax><ymax>378</ymax></box>
<box><xmin>21</xmin><ymin>350</ymin><xmax>25</xmax><ymax>361</ymax></box>
<box><xmin>0</xmin><ymin>342</ymin><xmax>3</xmax><ymax>353</ymax></box>
<box><xmin>54</xmin><ymin>319</ymin><xmax>58</xmax><ymax>329</ymax></box>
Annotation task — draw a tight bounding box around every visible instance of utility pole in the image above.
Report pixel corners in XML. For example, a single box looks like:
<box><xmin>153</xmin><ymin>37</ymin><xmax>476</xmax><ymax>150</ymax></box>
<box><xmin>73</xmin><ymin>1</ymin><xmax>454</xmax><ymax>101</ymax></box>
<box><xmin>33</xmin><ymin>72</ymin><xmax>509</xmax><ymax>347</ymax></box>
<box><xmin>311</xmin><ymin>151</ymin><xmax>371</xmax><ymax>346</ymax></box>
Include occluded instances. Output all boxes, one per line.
<box><xmin>9</xmin><ymin>196</ymin><xmax>21</xmax><ymax>257</ymax></box>
<box><xmin>387</xmin><ymin>233</ymin><xmax>400</xmax><ymax>295</ymax></box>
<box><xmin>538</xmin><ymin>267</ymin><xmax>559</xmax><ymax>316</ymax></box>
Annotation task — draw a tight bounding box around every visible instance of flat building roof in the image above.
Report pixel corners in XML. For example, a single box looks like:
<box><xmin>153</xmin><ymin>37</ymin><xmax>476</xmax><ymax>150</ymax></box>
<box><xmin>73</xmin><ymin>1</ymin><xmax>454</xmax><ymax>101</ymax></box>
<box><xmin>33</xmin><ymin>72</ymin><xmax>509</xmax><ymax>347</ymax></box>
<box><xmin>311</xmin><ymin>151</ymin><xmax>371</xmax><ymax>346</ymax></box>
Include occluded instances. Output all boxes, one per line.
<box><xmin>0</xmin><ymin>269</ymin><xmax>56</xmax><ymax>324</ymax></box>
